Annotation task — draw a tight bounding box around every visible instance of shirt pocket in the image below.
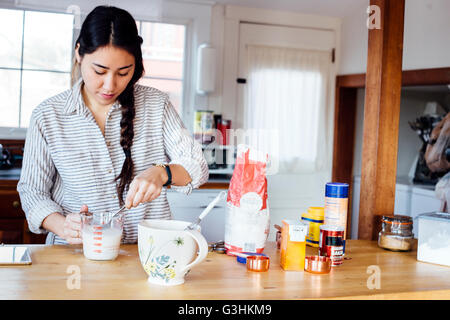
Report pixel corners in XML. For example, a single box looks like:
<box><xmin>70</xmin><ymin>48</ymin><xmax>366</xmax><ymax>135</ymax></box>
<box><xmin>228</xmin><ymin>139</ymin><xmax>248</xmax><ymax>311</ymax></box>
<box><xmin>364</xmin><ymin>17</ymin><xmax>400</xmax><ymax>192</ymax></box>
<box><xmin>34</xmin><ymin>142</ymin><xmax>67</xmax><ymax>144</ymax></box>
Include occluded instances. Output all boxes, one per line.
<box><xmin>53</xmin><ymin>149</ymin><xmax>98</xmax><ymax>195</ymax></box>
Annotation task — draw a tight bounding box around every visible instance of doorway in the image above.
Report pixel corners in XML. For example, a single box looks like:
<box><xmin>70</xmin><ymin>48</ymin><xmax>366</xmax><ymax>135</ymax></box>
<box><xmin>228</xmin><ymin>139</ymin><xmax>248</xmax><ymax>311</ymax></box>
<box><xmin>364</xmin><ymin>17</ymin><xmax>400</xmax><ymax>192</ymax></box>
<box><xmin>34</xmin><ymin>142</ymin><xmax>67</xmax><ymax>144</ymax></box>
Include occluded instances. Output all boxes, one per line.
<box><xmin>333</xmin><ymin>67</ymin><xmax>450</xmax><ymax>239</ymax></box>
<box><xmin>235</xmin><ymin>22</ymin><xmax>336</xmax><ymax>238</ymax></box>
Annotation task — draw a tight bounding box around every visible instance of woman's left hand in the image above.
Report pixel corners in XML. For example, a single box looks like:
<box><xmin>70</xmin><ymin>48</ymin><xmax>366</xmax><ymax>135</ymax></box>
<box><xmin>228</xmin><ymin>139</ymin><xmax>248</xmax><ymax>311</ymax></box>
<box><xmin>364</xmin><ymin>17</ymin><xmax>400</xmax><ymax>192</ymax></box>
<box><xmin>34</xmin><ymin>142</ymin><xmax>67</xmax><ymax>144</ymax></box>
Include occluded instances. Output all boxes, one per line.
<box><xmin>125</xmin><ymin>166</ymin><xmax>168</xmax><ymax>209</ymax></box>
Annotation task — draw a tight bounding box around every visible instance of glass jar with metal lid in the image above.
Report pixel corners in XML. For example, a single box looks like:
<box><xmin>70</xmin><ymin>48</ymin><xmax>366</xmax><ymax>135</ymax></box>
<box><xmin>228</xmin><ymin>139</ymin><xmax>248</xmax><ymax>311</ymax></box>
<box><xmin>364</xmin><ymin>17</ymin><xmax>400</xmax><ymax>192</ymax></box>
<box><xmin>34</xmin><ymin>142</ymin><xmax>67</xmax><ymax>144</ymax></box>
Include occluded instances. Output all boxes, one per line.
<box><xmin>378</xmin><ymin>215</ymin><xmax>414</xmax><ymax>252</ymax></box>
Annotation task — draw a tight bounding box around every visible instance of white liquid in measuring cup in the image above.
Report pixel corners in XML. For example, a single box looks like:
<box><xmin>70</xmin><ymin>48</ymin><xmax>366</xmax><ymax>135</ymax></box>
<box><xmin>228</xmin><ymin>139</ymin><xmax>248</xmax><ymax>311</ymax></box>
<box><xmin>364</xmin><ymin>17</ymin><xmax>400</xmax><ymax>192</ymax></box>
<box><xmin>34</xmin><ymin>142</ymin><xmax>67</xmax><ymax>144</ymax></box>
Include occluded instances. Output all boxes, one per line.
<box><xmin>82</xmin><ymin>225</ymin><xmax>122</xmax><ymax>260</ymax></box>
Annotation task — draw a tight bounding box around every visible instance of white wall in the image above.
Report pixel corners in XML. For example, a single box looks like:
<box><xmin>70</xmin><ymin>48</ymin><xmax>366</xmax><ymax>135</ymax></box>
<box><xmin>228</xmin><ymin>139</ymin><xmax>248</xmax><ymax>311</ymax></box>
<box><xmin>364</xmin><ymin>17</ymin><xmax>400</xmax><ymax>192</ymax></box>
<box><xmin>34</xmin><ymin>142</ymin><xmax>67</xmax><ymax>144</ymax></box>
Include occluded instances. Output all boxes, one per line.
<box><xmin>339</xmin><ymin>0</ymin><xmax>368</xmax><ymax>75</ymax></box>
<box><xmin>207</xmin><ymin>4</ymin><xmax>225</xmax><ymax>117</ymax></box>
<box><xmin>402</xmin><ymin>0</ymin><xmax>450</xmax><ymax>70</ymax></box>
<box><xmin>339</xmin><ymin>0</ymin><xmax>450</xmax><ymax>75</ymax></box>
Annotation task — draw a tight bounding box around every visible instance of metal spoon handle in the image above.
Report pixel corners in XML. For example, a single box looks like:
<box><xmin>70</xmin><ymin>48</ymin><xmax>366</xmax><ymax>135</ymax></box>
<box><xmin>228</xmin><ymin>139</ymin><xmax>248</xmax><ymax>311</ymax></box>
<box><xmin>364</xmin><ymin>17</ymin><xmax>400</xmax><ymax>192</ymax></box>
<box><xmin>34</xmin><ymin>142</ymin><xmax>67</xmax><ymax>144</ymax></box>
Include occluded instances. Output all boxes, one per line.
<box><xmin>111</xmin><ymin>205</ymin><xmax>126</xmax><ymax>219</ymax></box>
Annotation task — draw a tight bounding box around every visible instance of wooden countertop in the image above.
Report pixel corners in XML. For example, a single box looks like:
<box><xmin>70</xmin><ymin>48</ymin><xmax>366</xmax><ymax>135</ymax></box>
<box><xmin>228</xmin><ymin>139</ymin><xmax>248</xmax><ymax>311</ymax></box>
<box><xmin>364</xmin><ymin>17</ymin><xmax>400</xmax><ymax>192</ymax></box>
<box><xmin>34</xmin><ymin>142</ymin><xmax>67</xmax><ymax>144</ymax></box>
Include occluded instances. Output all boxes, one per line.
<box><xmin>1</xmin><ymin>240</ymin><xmax>450</xmax><ymax>300</ymax></box>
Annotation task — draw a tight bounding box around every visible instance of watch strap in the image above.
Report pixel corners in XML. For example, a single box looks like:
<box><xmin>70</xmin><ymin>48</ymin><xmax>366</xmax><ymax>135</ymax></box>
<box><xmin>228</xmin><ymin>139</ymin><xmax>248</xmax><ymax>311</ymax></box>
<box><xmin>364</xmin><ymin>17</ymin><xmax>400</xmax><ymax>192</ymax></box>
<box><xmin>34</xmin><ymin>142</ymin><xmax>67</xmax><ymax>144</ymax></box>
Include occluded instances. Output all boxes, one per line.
<box><xmin>163</xmin><ymin>165</ymin><xmax>172</xmax><ymax>187</ymax></box>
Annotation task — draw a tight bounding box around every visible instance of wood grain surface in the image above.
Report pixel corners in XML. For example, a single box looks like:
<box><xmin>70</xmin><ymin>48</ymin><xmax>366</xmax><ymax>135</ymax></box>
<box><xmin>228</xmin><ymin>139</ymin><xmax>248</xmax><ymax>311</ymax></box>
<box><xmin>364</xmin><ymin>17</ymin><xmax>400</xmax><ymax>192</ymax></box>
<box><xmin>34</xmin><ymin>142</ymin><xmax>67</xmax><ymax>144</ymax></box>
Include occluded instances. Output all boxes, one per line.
<box><xmin>1</xmin><ymin>240</ymin><xmax>449</xmax><ymax>300</ymax></box>
<box><xmin>359</xmin><ymin>0</ymin><xmax>405</xmax><ymax>240</ymax></box>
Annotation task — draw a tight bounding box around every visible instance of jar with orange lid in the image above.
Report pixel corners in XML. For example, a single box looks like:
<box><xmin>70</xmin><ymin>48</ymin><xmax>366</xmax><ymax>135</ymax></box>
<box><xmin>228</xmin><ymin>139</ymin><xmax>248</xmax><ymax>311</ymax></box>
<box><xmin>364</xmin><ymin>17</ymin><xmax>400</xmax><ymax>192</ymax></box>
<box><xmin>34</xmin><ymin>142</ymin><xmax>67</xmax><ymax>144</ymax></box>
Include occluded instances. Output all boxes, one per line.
<box><xmin>378</xmin><ymin>215</ymin><xmax>414</xmax><ymax>252</ymax></box>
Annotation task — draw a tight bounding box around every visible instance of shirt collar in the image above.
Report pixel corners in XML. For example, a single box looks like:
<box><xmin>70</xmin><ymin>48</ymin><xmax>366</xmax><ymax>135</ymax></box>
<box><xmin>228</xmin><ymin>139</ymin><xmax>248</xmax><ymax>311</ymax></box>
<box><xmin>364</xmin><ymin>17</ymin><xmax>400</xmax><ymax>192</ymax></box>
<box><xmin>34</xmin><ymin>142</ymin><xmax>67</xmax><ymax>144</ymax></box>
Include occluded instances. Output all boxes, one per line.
<box><xmin>63</xmin><ymin>77</ymin><xmax>121</xmax><ymax>116</ymax></box>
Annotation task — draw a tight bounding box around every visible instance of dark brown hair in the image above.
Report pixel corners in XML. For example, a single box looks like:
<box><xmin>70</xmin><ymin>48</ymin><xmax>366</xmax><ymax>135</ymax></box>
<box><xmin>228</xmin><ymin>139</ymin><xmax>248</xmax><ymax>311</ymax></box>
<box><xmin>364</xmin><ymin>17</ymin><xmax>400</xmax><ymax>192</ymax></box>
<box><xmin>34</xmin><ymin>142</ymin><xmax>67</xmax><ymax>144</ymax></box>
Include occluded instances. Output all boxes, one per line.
<box><xmin>74</xmin><ymin>6</ymin><xmax>144</xmax><ymax>205</ymax></box>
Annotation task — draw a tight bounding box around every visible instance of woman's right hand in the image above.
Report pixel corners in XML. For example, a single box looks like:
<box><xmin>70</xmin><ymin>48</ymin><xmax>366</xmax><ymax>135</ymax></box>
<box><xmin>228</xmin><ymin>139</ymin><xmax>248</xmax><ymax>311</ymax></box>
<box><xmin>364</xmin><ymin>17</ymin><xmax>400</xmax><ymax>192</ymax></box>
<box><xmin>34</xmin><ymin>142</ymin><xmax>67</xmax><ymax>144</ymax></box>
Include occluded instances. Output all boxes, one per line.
<box><xmin>62</xmin><ymin>204</ymin><xmax>89</xmax><ymax>244</ymax></box>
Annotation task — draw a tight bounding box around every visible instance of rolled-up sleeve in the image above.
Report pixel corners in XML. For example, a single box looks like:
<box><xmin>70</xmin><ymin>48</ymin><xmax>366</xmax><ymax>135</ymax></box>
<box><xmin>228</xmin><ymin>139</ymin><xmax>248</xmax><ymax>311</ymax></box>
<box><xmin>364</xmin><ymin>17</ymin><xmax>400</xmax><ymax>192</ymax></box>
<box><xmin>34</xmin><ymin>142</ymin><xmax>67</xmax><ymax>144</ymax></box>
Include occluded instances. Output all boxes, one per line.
<box><xmin>162</xmin><ymin>97</ymin><xmax>209</xmax><ymax>195</ymax></box>
<box><xmin>17</xmin><ymin>108</ymin><xmax>63</xmax><ymax>234</ymax></box>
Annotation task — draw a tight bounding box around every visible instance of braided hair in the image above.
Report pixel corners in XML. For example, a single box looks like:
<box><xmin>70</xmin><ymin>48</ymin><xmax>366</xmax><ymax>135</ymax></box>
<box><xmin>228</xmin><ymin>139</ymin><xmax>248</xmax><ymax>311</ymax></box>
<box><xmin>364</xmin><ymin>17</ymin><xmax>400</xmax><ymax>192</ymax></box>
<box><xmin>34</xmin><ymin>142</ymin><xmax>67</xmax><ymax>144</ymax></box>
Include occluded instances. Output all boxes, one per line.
<box><xmin>73</xmin><ymin>6</ymin><xmax>144</xmax><ymax>205</ymax></box>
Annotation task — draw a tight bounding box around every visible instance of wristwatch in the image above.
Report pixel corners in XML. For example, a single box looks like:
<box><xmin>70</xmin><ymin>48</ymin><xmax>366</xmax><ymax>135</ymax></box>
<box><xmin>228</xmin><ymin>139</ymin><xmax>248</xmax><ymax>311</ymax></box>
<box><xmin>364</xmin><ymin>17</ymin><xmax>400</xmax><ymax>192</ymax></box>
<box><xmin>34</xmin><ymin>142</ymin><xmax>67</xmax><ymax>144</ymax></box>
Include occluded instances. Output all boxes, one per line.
<box><xmin>152</xmin><ymin>163</ymin><xmax>172</xmax><ymax>186</ymax></box>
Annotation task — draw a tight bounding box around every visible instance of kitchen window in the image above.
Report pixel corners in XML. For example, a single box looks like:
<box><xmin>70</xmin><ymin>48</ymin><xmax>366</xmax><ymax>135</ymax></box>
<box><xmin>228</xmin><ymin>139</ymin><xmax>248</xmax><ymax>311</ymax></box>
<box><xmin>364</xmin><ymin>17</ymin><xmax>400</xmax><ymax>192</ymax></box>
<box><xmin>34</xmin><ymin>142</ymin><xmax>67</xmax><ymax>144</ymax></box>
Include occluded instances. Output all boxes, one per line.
<box><xmin>0</xmin><ymin>8</ymin><xmax>73</xmax><ymax>129</ymax></box>
<box><xmin>136</xmin><ymin>21</ymin><xmax>186</xmax><ymax>115</ymax></box>
<box><xmin>0</xmin><ymin>8</ymin><xmax>186</xmax><ymax>133</ymax></box>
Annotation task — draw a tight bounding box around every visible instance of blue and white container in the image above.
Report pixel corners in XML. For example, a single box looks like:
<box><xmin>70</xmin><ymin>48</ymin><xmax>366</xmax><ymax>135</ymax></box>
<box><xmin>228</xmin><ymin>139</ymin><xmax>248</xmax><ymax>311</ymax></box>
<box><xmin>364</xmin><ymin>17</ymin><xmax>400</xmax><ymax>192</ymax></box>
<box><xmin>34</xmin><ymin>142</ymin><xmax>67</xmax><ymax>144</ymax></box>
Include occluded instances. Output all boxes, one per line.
<box><xmin>324</xmin><ymin>182</ymin><xmax>349</xmax><ymax>253</ymax></box>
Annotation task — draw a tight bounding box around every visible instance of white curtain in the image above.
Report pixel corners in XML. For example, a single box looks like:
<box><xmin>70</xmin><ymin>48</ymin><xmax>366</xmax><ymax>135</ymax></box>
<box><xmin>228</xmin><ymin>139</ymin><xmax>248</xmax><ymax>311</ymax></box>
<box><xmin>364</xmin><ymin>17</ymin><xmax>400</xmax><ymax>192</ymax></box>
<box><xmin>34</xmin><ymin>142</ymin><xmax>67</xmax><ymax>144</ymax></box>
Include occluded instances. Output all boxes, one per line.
<box><xmin>244</xmin><ymin>44</ymin><xmax>331</xmax><ymax>174</ymax></box>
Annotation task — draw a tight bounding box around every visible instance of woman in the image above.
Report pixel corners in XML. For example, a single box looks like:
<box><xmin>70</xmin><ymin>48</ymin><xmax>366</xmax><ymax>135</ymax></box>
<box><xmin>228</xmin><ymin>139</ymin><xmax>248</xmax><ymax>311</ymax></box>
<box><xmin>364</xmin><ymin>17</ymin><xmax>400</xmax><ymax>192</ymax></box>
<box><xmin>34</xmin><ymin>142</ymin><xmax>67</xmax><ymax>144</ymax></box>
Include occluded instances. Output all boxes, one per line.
<box><xmin>17</xmin><ymin>6</ymin><xmax>209</xmax><ymax>245</ymax></box>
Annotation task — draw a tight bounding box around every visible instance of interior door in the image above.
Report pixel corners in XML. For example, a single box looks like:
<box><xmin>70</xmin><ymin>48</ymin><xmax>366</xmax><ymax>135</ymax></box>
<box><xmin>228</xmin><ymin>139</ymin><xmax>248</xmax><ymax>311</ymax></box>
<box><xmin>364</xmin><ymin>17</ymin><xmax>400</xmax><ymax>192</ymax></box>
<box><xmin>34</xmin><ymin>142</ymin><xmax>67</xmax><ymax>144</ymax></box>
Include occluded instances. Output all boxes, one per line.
<box><xmin>236</xmin><ymin>23</ymin><xmax>336</xmax><ymax>238</ymax></box>
<box><xmin>237</xmin><ymin>23</ymin><xmax>335</xmax><ymax>129</ymax></box>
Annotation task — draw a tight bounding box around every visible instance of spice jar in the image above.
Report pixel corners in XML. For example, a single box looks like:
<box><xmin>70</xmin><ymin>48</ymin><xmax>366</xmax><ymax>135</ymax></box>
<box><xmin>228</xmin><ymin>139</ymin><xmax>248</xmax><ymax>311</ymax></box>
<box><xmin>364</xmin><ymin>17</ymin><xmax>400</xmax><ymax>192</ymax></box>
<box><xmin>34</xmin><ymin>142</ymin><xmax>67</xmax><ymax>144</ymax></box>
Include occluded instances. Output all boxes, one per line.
<box><xmin>378</xmin><ymin>215</ymin><xmax>414</xmax><ymax>252</ymax></box>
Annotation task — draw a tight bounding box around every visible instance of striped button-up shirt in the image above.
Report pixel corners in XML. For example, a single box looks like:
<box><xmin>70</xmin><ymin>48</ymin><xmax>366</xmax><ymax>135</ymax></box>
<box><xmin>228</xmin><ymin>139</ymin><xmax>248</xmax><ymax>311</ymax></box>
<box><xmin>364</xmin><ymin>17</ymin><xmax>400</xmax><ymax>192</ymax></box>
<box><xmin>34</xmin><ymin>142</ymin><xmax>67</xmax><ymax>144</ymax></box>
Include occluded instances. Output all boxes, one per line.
<box><xmin>17</xmin><ymin>78</ymin><xmax>209</xmax><ymax>244</ymax></box>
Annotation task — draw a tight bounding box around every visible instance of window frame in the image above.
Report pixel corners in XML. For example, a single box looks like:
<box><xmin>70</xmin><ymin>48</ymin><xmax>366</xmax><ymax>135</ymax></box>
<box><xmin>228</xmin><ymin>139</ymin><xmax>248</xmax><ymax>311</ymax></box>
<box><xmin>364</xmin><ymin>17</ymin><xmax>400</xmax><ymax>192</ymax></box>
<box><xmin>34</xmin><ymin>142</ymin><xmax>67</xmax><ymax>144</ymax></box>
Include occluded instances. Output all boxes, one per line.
<box><xmin>136</xmin><ymin>18</ymin><xmax>189</xmax><ymax>117</ymax></box>
<box><xmin>0</xmin><ymin>7</ymin><xmax>74</xmax><ymax>138</ymax></box>
<box><xmin>0</xmin><ymin>10</ymin><xmax>191</xmax><ymax>139</ymax></box>
<box><xmin>133</xmin><ymin>15</ymin><xmax>192</xmax><ymax>129</ymax></box>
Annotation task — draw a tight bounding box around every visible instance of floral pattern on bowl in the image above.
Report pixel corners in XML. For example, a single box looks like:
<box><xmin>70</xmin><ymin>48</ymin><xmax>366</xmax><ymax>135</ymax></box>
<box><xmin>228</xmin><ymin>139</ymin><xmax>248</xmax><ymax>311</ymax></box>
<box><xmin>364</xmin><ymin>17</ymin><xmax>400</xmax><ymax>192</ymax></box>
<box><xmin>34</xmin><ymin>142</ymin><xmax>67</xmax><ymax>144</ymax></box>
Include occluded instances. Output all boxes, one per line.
<box><xmin>141</xmin><ymin>236</ymin><xmax>185</xmax><ymax>283</ymax></box>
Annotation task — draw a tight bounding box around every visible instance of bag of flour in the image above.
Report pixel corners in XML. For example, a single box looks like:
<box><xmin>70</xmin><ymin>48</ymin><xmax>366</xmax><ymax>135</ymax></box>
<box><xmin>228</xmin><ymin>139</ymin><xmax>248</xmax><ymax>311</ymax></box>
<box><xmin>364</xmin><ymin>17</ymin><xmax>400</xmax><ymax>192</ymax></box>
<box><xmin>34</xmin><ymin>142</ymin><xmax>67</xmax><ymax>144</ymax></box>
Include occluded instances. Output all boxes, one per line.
<box><xmin>225</xmin><ymin>145</ymin><xmax>270</xmax><ymax>254</ymax></box>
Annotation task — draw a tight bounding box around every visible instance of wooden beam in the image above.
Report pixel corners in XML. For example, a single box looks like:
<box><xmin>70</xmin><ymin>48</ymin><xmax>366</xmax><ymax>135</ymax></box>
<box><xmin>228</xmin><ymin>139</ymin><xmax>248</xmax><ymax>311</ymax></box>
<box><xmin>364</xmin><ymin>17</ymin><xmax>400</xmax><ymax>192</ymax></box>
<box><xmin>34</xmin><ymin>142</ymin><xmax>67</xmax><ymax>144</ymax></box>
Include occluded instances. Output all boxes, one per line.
<box><xmin>336</xmin><ymin>74</ymin><xmax>366</xmax><ymax>88</ymax></box>
<box><xmin>335</xmin><ymin>67</ymin><xmax>450</xmax><ymax>89</ymax></box>
<box><xmin>402</xmin><ymin>68</ymin><xmax>450</xmax><ymax>86</ymax></box>
<box><xmin>358</xmin><ymin>0</ymin><xmax>405</xmax><ymax>240</ymax></box>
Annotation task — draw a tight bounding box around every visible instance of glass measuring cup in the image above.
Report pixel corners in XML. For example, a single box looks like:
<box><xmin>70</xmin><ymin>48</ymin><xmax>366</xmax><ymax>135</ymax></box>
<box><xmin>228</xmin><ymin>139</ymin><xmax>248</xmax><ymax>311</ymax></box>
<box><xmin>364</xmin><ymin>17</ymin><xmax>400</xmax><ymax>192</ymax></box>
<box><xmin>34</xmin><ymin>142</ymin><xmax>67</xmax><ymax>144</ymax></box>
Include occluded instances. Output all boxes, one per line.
<box><xmin>81</xmin><ymin>212</ymin><xmax>123</xmax><ymax>261</ymax></box>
